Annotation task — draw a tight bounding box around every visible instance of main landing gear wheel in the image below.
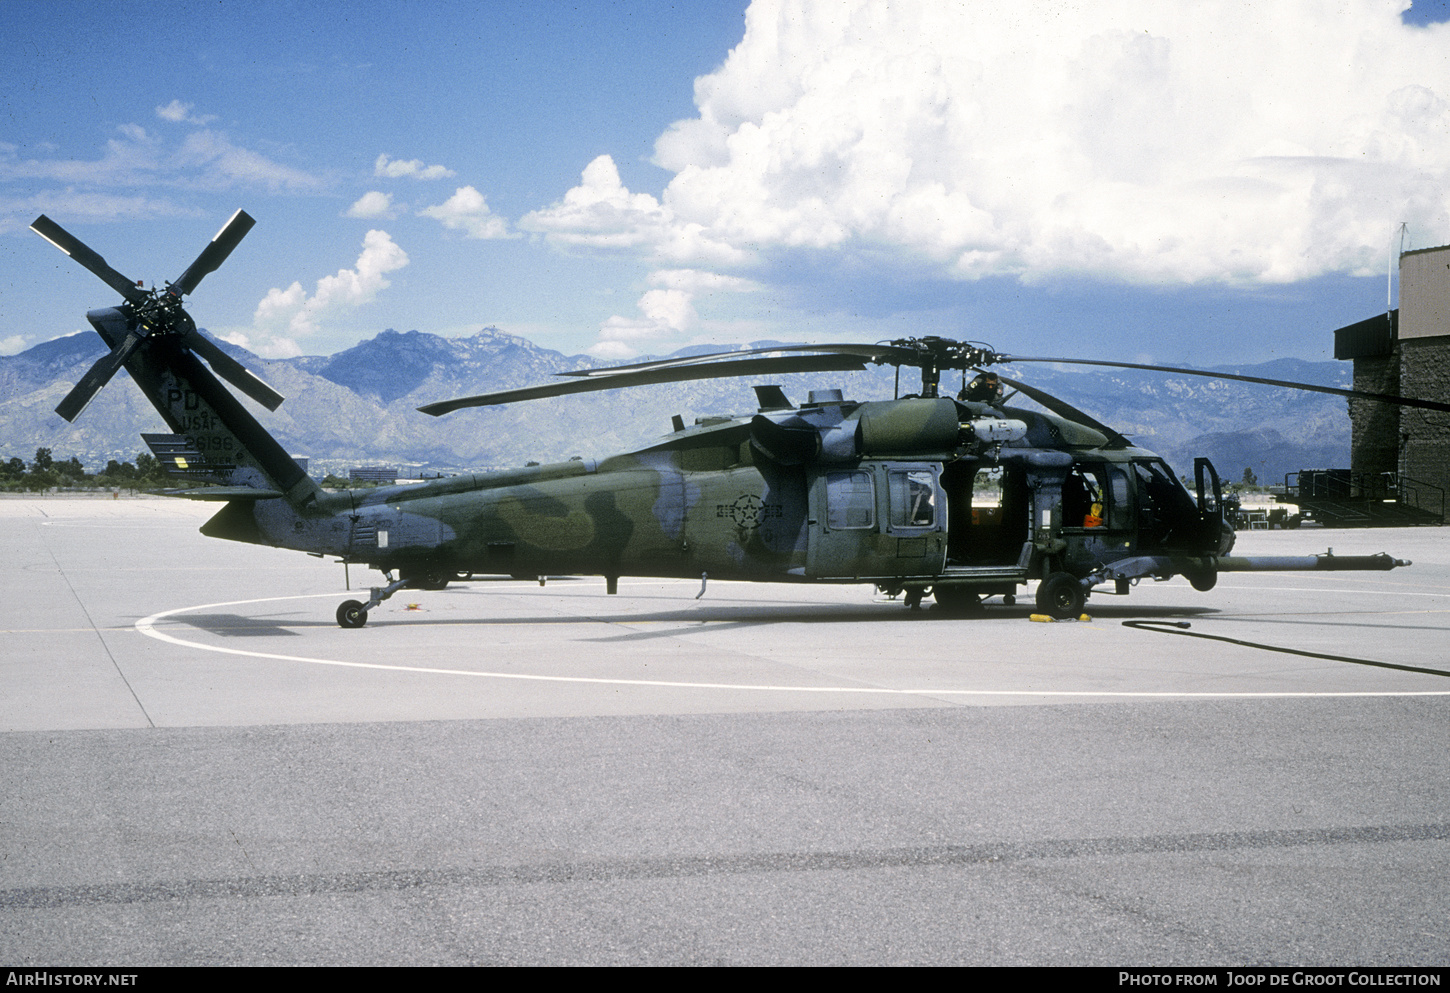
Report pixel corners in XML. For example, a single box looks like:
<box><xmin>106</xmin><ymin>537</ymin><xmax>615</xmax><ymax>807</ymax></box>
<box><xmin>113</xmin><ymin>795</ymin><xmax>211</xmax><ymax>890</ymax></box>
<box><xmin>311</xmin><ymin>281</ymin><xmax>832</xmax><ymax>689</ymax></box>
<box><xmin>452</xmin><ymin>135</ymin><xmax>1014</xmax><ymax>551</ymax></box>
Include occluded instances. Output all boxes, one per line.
<box><xmin>934</xmin><ymin>586</ymin><xmax>985</xmax><ymax>616</ymax></box>
<box><xmin>337</xmin><ymin>600</ymin><xmax>369</xmax><ymax>628</ymax></box>
<box><xmin>1035</xmin><ymin>572</ymin><xmax>1086</xmax><ymax>620</ymax></box>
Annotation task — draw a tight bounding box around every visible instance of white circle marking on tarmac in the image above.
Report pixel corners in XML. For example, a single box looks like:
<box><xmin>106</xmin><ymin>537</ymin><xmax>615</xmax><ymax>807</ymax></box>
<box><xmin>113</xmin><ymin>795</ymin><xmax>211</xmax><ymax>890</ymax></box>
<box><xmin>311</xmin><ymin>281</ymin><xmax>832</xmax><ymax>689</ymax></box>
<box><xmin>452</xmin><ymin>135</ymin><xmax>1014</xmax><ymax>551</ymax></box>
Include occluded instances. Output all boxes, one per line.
<box><xmin>134</xmin><ymin>592</ymin><xmax>1450</xmax><ymax>700</ymax></box>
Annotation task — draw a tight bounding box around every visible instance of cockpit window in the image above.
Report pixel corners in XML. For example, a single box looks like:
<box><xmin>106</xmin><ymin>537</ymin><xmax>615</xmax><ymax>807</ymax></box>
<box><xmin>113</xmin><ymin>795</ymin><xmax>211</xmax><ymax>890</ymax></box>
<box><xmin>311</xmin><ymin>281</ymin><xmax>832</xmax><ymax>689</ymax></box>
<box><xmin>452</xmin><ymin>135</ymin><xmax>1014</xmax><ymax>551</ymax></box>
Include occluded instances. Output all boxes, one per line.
<box><xmin>1062</xmin><ymin>465</ymin><xmax>1106</xmax><ymax>528</ymax></box>
<box><xmin>1108</xmin><ymin>468</ymin><xmax>1130</xmax><ymax>529</ymax></box>
<box><xmin>1134</xmin><ymin>459</ymin><xmax>1198</xmax><ymax>546</ymax></box>
<box><xmin>1135</xmin><ymin>460</ymin><xmax>1195</xmax><ymax>508</ymax></box>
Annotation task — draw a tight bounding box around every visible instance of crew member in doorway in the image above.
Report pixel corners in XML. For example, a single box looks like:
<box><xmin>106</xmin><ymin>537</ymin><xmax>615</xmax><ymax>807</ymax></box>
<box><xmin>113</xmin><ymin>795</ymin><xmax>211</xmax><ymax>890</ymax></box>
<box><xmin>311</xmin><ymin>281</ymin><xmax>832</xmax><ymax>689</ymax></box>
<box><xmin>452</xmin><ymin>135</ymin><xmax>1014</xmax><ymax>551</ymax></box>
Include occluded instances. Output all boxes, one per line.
<box><xmin>1062</xmin><ymin>469</ymin><xmax>1106</xmax><ymax>528</ymax></box>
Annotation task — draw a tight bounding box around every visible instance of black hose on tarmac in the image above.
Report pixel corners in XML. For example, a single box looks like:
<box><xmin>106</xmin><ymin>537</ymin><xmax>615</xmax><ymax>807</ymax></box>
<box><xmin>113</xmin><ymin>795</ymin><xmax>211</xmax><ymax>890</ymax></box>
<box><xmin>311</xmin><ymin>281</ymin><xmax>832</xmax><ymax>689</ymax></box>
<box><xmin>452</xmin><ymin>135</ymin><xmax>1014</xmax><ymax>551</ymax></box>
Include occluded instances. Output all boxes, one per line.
<box><xmin>1122</xmin><ymin>620</ymin><xmax>1450</xmax><ymax>679</ymax></box>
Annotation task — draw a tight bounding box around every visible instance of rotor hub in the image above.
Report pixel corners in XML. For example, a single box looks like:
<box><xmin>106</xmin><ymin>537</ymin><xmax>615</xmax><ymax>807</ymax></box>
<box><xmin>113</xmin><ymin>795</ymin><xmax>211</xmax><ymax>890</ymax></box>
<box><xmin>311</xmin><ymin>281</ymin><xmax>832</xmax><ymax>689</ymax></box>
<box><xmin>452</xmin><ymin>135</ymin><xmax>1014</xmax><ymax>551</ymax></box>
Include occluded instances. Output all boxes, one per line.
<box><xmin>884</xmin><ymin>336</ymin><xmax>1000</xmax><ymax>397</ymax></box>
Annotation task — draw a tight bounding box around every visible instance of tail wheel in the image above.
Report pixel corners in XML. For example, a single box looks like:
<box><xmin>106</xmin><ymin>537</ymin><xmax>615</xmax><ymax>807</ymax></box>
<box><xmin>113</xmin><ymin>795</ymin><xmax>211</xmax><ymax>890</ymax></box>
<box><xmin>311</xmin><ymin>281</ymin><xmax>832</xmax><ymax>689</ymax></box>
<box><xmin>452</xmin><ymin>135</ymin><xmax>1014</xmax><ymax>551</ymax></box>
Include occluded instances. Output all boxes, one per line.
<box><xmin>337</xmin><ymin>600</ymin><xmax>369</xmax><ymax>628</ymax></box>
<box><xmin>1035</xmin><ymin>572</ymin><xmax>1086</xmax><ymax>619</ymax></box>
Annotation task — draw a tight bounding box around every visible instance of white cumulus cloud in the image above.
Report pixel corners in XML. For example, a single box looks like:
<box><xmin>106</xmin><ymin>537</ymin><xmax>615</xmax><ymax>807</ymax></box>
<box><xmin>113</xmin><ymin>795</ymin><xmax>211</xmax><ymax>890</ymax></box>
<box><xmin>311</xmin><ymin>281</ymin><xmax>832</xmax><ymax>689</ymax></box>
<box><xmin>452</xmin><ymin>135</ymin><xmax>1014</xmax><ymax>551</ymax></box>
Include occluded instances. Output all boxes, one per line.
<box><xmin>374</xmin><ymin>153</ymin><xmax>456</xmax><ymax>180</ymax></box>
<box><xmin>590</xmin><ymin>268</ymin><xmax>760</xmax><ymax>358</ymax></box>
<box><xmin>546</xmin><ymin>0</ymin><xmax>1450</xmax><ymax>288</ymax></box>
<box><xmin>252</xmin><ymin>229</ymin><xmax>410</xmax><ymax>356</ymax></box>
<box><xmin>520</xmin><ymin>155</ymin><xmax>746</xmax><ymax>265</ymax></box>
<box><xmin>346</xmin><ymin>191</ymin><xmax>396</xmax><ymax>219</ymax></box>
<box><xmin>418</xmin><ymin>186</ymin><xmax>514</xmax><ymax>239</ymax></box>
<box><xmin>154</xmin><ymin>100</ymin><xmax>217</xmax><ymax>126</ymax></box>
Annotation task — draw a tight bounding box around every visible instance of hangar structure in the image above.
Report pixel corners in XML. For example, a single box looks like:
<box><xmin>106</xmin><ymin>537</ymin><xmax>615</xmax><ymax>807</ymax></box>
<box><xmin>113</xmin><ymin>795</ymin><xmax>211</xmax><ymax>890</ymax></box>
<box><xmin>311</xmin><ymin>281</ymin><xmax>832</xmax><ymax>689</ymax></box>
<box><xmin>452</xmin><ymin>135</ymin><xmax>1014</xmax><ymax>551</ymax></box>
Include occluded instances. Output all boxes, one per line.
<box><xmin>1333</xmin><ymin>243</ymin><xmax>1450</xmax><ymax>524</ymax></box>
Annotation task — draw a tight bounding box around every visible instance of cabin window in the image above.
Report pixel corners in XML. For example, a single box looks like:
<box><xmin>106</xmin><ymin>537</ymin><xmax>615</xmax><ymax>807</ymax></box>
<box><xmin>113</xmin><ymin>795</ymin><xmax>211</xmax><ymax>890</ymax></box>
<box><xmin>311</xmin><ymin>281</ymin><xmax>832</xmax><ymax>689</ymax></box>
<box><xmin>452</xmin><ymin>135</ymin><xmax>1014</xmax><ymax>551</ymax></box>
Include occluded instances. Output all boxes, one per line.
<box><xmin>969</xmin><ymin>467</ymin><xmax>1004</xmax><ymax>525</ymax></box>
<box><xmin>888</xmin><ymin>469</ymin><xmax>937</xmax><ymax>528</ymax></box>
<box><xmin>825</xmin><ymin>471</ymin><xmax>875</xmax><ymax>529</ymax></box>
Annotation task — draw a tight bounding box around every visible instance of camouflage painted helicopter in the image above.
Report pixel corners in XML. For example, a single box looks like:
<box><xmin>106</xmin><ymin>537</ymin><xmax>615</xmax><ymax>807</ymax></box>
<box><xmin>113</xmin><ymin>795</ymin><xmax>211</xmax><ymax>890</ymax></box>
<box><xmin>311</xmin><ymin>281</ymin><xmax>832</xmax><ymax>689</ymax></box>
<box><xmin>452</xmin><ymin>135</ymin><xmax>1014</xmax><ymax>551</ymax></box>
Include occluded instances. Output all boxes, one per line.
<box><xmin>34</xmin><ymin>211</ymin><xmax>1444</xmax><ymax>627</ymax></box>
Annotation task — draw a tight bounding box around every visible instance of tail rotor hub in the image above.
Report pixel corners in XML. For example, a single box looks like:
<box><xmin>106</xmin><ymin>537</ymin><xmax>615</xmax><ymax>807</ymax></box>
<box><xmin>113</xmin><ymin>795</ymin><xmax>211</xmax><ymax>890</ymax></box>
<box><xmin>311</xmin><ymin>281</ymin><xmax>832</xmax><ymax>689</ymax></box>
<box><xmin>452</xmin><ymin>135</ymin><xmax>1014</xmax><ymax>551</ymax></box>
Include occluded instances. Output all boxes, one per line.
<box><xmin>30</xmin><ymin>209</ymin><xmax>283</xmax><ymax>421</ymax></box>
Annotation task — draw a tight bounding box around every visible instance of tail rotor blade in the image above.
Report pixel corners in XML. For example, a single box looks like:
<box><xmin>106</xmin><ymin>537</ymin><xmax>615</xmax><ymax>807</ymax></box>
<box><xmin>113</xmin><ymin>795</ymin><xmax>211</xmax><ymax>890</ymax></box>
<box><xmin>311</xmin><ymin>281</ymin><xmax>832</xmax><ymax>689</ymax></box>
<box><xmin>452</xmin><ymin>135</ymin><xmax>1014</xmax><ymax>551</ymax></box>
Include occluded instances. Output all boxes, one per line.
<box><xmin>55</xmin><ymin>331</ymin><xmax>146</xmax><ymax>422</ymax></box>
<box><xmin>171</xmin><ymin>209</ymin><xmax>256</xmax><ymax>297</ymax></box>
<box><xmin>30</xmin><ymin>216</ymin><xmax>147</xmax><ymax>305</ymax></box>
<box><xmin>180</xmin><ymin>327</ymin><xmax>284</xmax><ymax>410</ymax></box>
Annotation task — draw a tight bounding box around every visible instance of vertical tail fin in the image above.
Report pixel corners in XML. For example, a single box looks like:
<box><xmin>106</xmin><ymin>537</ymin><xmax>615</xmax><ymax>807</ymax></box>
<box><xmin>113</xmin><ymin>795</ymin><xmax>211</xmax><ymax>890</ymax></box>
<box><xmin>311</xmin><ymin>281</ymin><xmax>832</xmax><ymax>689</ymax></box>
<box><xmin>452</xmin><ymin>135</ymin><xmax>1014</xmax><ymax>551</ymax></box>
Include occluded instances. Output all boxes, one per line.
<box><xmin>120</xmin><ymin>325</ymin><xmax>321</xmax><ymax>509</ymax></box>
<box><xmin>34</xmin><ymin>211</ymin><xmax>320</xmax><ymax>509</ymax></box>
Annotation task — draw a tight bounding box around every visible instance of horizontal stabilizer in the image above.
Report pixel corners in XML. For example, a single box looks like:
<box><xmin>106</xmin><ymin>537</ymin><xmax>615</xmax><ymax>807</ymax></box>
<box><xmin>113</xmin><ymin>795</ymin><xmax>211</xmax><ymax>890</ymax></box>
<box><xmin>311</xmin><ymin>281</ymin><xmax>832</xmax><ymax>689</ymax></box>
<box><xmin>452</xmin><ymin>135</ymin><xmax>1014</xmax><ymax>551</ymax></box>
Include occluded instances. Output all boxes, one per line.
<box><xmin>160</xmin><ymin>487</ymin><xmax>285</xmax><ymax>501</ymax></box>
<box><xmin>142</xmin><ymin>432</ymin><xmax>236</xmax><ymax>478</ymax></box>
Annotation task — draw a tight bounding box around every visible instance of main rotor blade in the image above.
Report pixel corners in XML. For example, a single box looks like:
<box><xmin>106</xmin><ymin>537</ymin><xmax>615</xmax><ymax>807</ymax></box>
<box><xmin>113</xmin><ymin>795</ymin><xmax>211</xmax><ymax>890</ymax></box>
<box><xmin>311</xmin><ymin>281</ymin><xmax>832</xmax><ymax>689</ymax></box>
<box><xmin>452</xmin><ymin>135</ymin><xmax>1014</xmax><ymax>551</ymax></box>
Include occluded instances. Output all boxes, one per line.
<box><xmin>180</xmin><ymin>327</ymin><xmax>284</xmax><ymax>410</ymax></box>
<box><xmin>555</xmin><ymin>342</ymin><xmax>914</xmax><ymax>378</ymax></box>
<box><xmin>420</xmin><ymin>353</ymin><xmax>869</xmax><ymax>416</ymax></box>
<box><xmin>54</xmin><ymin>330</ymin><xmax>145</xmax><ymax>422</ymax></box>
<box><xmin>995</xmin><ymin>375</ymin><xmax>1131</xmax><ymax>447</ymax></box>
<box><xmin>171</xmin><ymin>209</ymin><xmax>256</xmax><ymax>297</ymax></box>
<box><xmin>30</xmin><ymin>216</ymin><xmax>148</xmax><ymax>305</ymax></box>
<box><xmin>996</xmin><ymin>355</ymin><xmax>1450</xmax><ymax>413</ymax></box>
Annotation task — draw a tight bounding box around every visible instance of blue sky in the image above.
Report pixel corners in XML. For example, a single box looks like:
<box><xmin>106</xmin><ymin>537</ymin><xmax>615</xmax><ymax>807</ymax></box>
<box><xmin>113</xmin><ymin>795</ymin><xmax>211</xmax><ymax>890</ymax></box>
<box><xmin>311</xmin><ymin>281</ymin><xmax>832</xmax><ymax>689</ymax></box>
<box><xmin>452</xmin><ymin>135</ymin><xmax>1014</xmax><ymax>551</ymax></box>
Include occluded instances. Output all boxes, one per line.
<box><xmin>4</xmin><ymin>0</ymin><xmax>1449</xmax><ymax>368</ymax></box>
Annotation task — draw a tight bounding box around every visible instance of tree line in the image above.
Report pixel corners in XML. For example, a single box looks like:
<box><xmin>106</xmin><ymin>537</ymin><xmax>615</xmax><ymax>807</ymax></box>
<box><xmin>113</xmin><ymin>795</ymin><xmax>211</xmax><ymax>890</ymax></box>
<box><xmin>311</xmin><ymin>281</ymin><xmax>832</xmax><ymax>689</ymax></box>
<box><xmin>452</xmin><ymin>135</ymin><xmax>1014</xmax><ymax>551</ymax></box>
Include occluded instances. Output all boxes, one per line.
<box><xmin>2</xmin><ymin>449</ymin><xmax>381</xmax><ymax>493</ymax></box>
<box><xmin>0</xmin><ymin>447</ymin><xmax>174</xmax><ymax>492</ymax></box>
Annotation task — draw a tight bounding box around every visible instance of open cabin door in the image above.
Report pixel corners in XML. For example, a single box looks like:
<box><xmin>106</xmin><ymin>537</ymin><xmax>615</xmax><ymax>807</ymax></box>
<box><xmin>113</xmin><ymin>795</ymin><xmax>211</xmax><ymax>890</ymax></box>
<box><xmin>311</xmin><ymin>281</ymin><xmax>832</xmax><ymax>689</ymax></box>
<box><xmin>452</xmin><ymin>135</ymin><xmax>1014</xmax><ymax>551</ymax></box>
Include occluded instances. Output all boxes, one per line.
<box><xmin>805</xmin><ymin>462</ymin><xmax>947</xmax><ymax>579</ymax></box>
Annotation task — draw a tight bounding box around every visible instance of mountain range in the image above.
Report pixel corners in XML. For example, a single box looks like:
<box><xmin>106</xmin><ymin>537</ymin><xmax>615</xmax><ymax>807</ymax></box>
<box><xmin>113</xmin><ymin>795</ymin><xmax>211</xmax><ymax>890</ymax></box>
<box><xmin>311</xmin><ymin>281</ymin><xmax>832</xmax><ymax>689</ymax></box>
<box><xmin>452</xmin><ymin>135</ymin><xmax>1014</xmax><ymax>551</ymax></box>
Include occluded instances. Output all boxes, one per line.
<box><xmin>0</xmin><ymin>326</ymin><xmax>1351</xmax><ymax>484</ymax></box>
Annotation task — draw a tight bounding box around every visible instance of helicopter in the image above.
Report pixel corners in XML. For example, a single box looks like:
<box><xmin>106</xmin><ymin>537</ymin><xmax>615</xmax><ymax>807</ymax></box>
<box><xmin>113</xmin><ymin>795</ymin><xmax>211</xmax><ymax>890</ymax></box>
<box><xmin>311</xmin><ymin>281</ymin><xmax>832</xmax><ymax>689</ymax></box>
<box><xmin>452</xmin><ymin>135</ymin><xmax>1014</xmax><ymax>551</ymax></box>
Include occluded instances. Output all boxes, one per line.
<box><xmin>32</xmin><ymin>211</ymin><xmax>1447</xmax><ymax>627</ymax></box>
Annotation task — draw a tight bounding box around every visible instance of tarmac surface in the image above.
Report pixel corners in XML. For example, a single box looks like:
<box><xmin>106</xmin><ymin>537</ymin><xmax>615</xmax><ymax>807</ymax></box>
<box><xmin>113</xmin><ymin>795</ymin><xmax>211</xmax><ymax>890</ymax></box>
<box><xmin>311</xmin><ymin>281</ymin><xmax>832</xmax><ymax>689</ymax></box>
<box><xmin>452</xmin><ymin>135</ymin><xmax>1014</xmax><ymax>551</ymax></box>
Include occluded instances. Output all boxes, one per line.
<box><xmin>2</xmin><ymin>496</ymin><xmax>1448</xmax><ymax>966</ymax></box>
